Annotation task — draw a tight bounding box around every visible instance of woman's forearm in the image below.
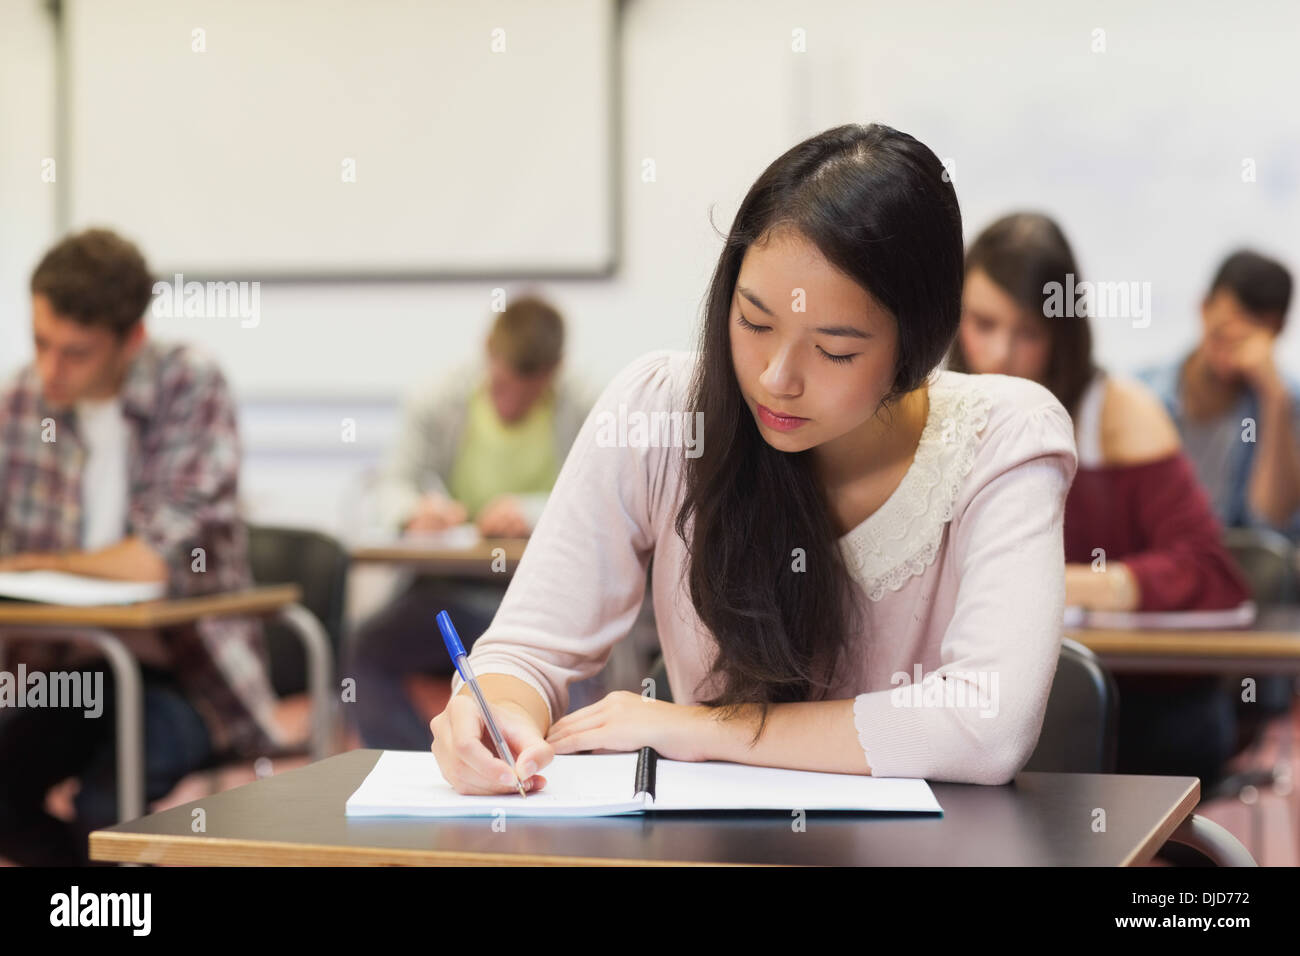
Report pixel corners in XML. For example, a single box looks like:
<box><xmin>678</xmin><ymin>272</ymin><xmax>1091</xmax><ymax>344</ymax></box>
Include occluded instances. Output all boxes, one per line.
<box><xmin>703</xmin><ymin>698</ymin><xmax>871</xmax><ymax>774</ymax></box>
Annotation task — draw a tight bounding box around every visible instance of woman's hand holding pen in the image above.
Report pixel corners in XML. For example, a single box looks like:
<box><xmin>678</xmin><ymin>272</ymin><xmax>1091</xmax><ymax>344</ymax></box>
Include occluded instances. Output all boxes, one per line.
<box><xmin>546</xmin><ymin>691</ymin><xmax>714</xmax><ymax>762</ymax></box>
<box><xmin>430</xmin><ymin>695</ymin><xmax>553</xmax><ymax>795</ymax></box>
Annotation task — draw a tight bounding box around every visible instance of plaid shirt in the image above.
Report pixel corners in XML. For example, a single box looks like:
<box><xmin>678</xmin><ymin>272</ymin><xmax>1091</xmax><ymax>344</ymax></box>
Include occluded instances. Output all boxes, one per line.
<box><xmin>0</xmin><ymin>339</ymin><xmax>282</xmax><ymax>756</ymax></box>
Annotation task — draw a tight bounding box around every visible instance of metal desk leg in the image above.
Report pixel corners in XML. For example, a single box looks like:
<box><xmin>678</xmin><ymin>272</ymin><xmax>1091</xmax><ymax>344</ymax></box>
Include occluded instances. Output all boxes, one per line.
<box><xmin>275</xmin><ymin>604</ymin><xmax>335</xmax><ymax>760</ymax></box>
<box><xmin>0</xmin><ymin>627</ymin><xmax>143</xmax><ymax>823</ymax></box>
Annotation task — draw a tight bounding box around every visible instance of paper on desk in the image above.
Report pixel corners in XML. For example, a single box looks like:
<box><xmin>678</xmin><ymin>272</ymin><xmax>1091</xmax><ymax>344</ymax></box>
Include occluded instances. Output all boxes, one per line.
<box><xmin>1064</xmin><ymin>600</ymin><xmax>1257</xmax><ymax>630</ymax></box>
<box><xmin>355</xmin><ymin>523</ymin><xmax>483</xmax><ymax>550</ymax></box>
<box><xmin>344</xmin><ymin>750</ymin><xmax>943</xmax><ymax>817</ymax></box>
<box><xmin>649</xmin><ymin>758</ymin><xmax>943</xmax><ymax>813</ymax></box>
<box><xmin>345</xmin><ymin>750</ymin><xmax>646</xmax><ymax>817</ymax></box>
<box><xmin>0</xmin><ymin>570</ymin><xmax>165</xmax><ymax>606</ymax></box>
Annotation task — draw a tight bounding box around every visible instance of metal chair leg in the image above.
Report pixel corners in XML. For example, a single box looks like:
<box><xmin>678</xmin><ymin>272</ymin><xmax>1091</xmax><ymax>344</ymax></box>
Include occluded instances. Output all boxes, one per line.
<box><xmin>275</xmin><ymin>603</ymin><xmax>335</xmax><ymax>760</ymax></box>
<box><xmin>1163</xmin><ymin>814</ymin><xmax>1258</xmax><ymax>866</ymax></box>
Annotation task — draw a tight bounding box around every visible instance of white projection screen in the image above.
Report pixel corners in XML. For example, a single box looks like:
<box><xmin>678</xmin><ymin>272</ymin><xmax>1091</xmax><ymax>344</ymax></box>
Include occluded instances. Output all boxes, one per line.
<box><xmin>61</xmin><ymin>0</ymin><xmax>617</xmax><ymax>279</ymax></box>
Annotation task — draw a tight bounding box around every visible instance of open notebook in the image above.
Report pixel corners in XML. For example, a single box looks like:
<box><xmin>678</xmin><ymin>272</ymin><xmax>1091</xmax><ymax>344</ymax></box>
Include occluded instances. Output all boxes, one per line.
<box><xmin>0</xmin><ymin>570</ymin><xmax>165</xmax><ymax>606</ymax></box>
<box><xmin>1063</xmin><ymin>600</ymin><xmax>1258</xmax><ymax>630</ymax></box>
<box><xmin>345</xmin><ymin>748</ymin><xmax>943</xmax><ymax>818</ymax></box>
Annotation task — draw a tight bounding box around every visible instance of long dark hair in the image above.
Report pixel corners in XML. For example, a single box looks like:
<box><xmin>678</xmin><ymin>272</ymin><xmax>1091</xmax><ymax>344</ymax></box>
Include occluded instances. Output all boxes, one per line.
<box><xmin>674</xmin><ymin>123</ymin><xmax>964</xmax><ymax>743</ymax></box>
<box><xmin>946</xmin><ymin>212</ymin><xmax>1098</xmax><ymax>419</ymax></box>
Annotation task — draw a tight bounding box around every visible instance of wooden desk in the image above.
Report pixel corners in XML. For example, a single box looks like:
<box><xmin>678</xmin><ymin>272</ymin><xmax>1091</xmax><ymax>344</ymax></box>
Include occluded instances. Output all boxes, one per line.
<box><xmin>351</xmin><ymin>539</ymin><xmax>527</xmax><ymax>578</ymax></box>
<box><xmin>0</xmin><ymin>585</ymin><xmax>331</xmax><ymax>822</ymax></box>
<box><xmin>1068</xmin><ymin>604</ymin><xmax>1300</xmax><ymax>674</ymax></box>
<box><xmin>91</xmin><ymin>748</ymin><xmax>1204</xmax><ymax>866</ymax></box>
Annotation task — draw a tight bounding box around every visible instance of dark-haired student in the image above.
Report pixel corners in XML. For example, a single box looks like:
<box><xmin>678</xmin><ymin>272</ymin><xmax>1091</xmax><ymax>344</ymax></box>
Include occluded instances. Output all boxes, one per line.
<box><xmin>1136</xmin><ymin>250</ymin><xmax>1300</xmax><ymax>543</ymax></box>
<box><xmin>426</xmin><ymin>123</ymin><xmax>1079</xmax><ymax>796</ymax></box>
<box><xmin>0</xmin><ymin>229</ymin><xmax>281</xmax><ymax>866</ymax></box>
<box><xmin>947</xmin><ymin>212</ymin><xmax>1252</xmax><ymax>787</ymax></box>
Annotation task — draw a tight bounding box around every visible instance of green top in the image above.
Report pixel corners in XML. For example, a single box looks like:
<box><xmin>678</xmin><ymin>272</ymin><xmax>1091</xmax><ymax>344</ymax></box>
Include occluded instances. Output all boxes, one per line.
<box><xmin>447</xmin><ymin>381</ymin><xmax>560</xmax><ymax>519</ymax></box>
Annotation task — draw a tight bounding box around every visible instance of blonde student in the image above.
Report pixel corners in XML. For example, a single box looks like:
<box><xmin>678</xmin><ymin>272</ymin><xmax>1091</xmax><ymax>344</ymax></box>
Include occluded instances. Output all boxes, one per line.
<box><xmin>430</xmin><ymin>123</ymin><xmax>1079</xmax><ymax>793</ymax></box>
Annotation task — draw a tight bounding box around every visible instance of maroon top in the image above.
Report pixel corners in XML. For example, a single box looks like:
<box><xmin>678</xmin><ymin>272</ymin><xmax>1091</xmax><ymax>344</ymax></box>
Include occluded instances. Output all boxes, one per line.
<box><xmin>1064</xmin><ymin>451</ymin><xmax>1251</xmax><ymax>611</ymax></box>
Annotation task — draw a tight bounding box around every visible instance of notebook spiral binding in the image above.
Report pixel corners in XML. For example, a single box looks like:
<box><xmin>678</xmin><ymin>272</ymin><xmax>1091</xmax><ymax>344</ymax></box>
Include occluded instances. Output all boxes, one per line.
<box><xmin>633</xmin><ymin>746</ymin><xmax>659</xmax><ymax>802</ymax></box>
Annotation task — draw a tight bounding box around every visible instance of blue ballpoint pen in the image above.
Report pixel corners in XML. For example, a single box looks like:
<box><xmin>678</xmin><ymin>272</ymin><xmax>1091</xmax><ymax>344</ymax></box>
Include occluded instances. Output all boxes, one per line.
<box><xmin>436</xmin><ymin>609</ymin><xmax>528</xmax><ymax>798</ymax></box>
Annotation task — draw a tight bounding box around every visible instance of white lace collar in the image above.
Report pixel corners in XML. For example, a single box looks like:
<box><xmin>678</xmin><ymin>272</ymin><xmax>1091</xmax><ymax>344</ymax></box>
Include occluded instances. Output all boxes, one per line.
<box><xmin>838</xmin><ymin>370</ymin><xmax>993</xmax><ymax>601</ymax></box>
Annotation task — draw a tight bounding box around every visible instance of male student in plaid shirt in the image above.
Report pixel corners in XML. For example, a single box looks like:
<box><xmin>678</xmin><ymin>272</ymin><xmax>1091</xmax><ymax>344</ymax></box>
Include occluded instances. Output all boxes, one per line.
<box><xmin>0</xmin><ymin>228</ymin><xmax>282</xmax><ymax>866</ymax></box>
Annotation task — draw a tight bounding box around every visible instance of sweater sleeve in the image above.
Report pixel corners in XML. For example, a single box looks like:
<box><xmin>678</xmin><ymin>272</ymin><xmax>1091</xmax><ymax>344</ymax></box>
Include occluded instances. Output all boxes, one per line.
<box><xmin>1119</xmin><ymin>452</ymin><xmax>1253</xmax><ymax>611</ymax></box>
<box><xmin>852</xmin><ymin>398</ymin><xmax>1079</xmax><ymax>785</ymax></box>
<box><xmin>448</xmin><ymin>351</ymin><xmax>678</xmax><ymax>723</ymax></box>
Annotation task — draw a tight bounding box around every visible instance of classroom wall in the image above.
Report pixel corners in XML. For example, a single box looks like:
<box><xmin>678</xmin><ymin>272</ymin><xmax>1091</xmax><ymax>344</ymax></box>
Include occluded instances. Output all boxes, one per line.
<box><xmin>3</xmin><ymin>0</ymin><xmax>1299</xmax><ymax>535</ymax></box>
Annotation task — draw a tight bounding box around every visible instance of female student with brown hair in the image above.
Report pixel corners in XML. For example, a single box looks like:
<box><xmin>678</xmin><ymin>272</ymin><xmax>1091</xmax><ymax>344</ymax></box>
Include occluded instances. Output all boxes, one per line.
<box><xmin>430</xmin><ymin>124</ymin><xmax>1079</xmax><ymax>794</ymax></box>
<box><xmin>947</xmin><ymin>211</ymin><xmax>1252</xmax><ymax>786</ymax></box>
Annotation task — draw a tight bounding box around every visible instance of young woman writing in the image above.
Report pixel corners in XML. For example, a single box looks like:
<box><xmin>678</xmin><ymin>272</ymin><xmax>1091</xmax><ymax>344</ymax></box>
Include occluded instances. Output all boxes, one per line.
<box><xmin>431</xmin><ymin>124</ymin><xmax>1078</xmax><ymax>792</ymax></box>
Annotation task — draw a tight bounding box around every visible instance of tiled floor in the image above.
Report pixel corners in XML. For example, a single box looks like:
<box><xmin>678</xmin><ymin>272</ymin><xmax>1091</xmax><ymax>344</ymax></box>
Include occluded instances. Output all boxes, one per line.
<box><xmin>5</xmin><ymin>690</ymin><xmax>1297</xmax><ymax>867</ymax></box>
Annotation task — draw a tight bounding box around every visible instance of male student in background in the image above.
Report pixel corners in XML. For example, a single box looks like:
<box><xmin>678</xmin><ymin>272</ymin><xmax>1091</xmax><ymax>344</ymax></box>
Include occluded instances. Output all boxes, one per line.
<box><xmin>0</xmin><ymin>228</ymin><xmax>281</xmax><ymax>866</ymax></box>
<box><xmin>1138</xmin><ymin>250</ymin><xmax>1300</xmax><ymax>543</ymax></box>
<box><xmin>348</xmin><ymin>295</ymin><xmax>601</xmax><ymax>749</ymax></box>
<box><xmin>1137</xmin><ymin>250</ymin><xmax>1300</xmax><ymax>726</ymax></box>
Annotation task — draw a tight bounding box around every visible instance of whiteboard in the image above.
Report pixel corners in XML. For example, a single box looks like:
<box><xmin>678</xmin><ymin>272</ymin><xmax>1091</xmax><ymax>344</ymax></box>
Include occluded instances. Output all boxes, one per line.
<box><xmin>62</xmin><ymin>0</ymin><xmax>616</xmax><ymax>278</ymax></box>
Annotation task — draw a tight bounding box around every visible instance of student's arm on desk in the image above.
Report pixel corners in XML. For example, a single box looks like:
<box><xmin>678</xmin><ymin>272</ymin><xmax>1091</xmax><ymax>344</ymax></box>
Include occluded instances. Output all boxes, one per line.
<box><xmin>693</xmin><ymin>700</ymin><xmax>871</xmax><ymax>774</ymax></box>
<box><xmin>0</xmin><ymin>536</ymin><xmax>168</xmax><ymax>582</ymax></box>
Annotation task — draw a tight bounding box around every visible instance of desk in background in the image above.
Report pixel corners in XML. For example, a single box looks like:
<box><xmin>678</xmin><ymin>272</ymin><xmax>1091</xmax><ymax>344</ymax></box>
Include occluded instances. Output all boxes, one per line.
<box><xmin>350</xmin><ymin>538</ymin><xmax>528</xmax><ymax>579</ymax></box>
<box><xmin>0</xmin><ymin>586</ymin><xmax>331</xmax><ymax>822</ymax></box>
<box><xmin>1068</xmin><ymin>604</ymin><xmax>1300</xmax><ymax>674</ymax></box>
<box><xmin>349</xmin><ymin>538</ymin><xmax>658</xmax><ymax>707</ymax></box>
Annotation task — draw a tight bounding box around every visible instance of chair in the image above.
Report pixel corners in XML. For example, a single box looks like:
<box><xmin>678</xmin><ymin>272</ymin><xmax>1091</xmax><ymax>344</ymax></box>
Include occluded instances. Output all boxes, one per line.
<box><xmin>245</xmin><ymin>524</ymin><xmax>349</xmax><ymax>756</ymax></box>
<box><xmin>1223</xmin><ymin>526</ymin><xmax>1296</xmax><ymax>605</ymax></box>
<box><xmin>248</xmin><ymin>525</ymin><xmax>349</xmax><ymax>700</ymax></box>
<box><xmin>1023</xmin><ymin>638</ymin><xmax>1119</xmax><ymax>773</ymax></box>
<box><xmin>186</xmin><ymin>525</ymin><xmax>348</xmax><ymax>796</ymax></box>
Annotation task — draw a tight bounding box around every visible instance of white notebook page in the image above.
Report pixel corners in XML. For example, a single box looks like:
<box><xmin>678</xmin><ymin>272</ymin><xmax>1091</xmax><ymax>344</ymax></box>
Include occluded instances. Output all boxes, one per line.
<box><xmin>345</xmin><ymin>750</ymin><xmax>646</xmax><ymax>817</ymax></box>
<box><xmin>651</xmin><ymin>759</ymin><xmax>942</xmax><ymax>812</ymax></box>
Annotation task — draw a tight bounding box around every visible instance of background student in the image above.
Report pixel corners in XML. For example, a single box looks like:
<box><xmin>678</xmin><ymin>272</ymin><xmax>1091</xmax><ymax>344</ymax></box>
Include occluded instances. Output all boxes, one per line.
<box><xmin>1137</xmin><ymin>250</ymin><xmax>1300</xmax><ymax>542</ymax></box>
<box><xmin>427</xmin><ymin>123</ymin><xmax>1079</xmax><ymax>796</ymax></box>
<box><xmin>947</xmin><ymin>211</ymin><xmax>1252</xmax><ymax>787</ymax></box>
<box><xmin>0</xmin><ymin>228</ymin><xmax>280</xmax><ymax>866</ymax></box>
<box><xmin>348</xmin><ymin>296</ymin><xmax>600</xmax><ymax>749</ymax></box>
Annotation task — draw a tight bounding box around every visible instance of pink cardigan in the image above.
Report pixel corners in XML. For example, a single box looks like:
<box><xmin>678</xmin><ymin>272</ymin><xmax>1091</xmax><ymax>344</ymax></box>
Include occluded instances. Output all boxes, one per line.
<box><xmin>452</xmin><ymin>350</ymin><xmax>1079</xmax><ymax>784</ymax></box>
